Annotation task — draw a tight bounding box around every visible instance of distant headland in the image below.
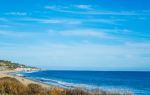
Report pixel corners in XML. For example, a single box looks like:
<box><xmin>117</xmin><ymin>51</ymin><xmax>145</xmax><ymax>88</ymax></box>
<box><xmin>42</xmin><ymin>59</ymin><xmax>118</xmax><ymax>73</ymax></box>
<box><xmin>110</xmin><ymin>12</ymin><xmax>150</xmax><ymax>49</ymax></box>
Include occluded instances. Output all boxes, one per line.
<box><xmin>0</xmin><ymin>60</ymin><xmax>40</xmax><ymax>72</ymax></box>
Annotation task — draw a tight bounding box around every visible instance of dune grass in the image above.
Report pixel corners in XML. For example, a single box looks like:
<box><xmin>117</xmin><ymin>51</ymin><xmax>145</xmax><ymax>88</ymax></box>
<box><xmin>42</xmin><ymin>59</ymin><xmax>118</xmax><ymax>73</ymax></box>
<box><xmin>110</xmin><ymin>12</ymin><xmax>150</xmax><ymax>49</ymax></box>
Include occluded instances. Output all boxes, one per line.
<box><xmin>0</xmin><ymin>77</ymin><xmax>132</xmax><ymax>95</ymax></box>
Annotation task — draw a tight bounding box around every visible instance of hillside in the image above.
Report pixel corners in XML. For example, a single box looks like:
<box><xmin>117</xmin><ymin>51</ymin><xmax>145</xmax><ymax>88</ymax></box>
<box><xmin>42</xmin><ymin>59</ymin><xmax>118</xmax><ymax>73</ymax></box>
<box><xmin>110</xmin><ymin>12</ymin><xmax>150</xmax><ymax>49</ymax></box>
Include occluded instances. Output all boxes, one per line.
<box><xmin>0</xmin><ymin>60</ymin><xmax>37</xmax><ymax>71</ymax></box>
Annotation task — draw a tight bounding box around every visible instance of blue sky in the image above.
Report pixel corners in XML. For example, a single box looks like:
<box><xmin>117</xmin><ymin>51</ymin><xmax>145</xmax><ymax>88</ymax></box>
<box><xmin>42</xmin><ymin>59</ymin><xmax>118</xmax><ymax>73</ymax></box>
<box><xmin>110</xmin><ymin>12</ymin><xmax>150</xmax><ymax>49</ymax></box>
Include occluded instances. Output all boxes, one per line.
<box><xmin>0</xmin><ymin>0</ymin><xmax>150</xmax><ymax>71</ymax></box>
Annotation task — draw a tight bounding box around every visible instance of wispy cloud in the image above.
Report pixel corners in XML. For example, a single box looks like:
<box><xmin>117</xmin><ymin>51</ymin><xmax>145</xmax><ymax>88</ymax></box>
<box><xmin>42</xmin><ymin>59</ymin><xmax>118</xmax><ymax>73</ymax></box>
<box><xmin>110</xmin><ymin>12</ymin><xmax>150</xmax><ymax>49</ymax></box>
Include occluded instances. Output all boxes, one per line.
<box><xmin>125</xmin><ymin>41</ymin><xmax>150</xmax><ymax>48</ymax></box>
<box><xmin>74</xmin><ymin>5</ymin><xmax>93</xmax><ymax>10</ymax></box>
<box><xmin>0</xmin><ymin>28</ymin><xmax>131</xmax><ymax>41</ymax></box>
<box><xmin>5</xmin><ymin>12</ymin><xmax>27</xmax><ymax>16</ymax></box>
<box><xmin>23</xmin><ymin>18</ymin><xmax>82</xmax><ymax>25</ymax></box>
<box><xmin>60</xmin><ymin>29</ymin><xmax>108</xmax><ymax>38</ymax></box>
<box><xmin>0</xmin><ymin>30</ymin><xmax>42</xmax><ymax>37</ymax></box>
<box><xmin>56</xmin><ymin>28</ymin><xmax>149</xmax><ymax>41</ymax></box>
<box><xmin>45</xmin><ymin>5</ymin><xmax>149</xmax><ymax>16</ymax></box>
<box><xmin>45</xmin><ymin>6</ymin><xmax>59</xmax><ymax>11</ymax></box>
<box><xmin>19</xmin><ymin>17</ymin><xmax>123</xmax><ymax>25</ymax></box>
<box><xmin>59</xmin><ymin>29</ymin><xmax>131</xmax><ymax>39</ymax></box>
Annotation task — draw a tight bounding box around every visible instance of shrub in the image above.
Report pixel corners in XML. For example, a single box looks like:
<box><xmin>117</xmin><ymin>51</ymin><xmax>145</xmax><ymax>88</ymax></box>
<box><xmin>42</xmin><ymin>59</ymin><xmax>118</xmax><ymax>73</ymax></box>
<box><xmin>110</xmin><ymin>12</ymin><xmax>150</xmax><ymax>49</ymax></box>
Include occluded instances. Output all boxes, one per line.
<box><xmin>27</xmin><ymin>83</ymin><xmax>43</xmax><ymax>94</ymax></box>
<box><xmin>63</xmin><ymin>88</ymin><xmax>90</xmax><ymax>95</ymax></box>
<box><xmin>0</xmin><ymin>77</ymin><xmax>27</xmax><ymax>95</ymax></box>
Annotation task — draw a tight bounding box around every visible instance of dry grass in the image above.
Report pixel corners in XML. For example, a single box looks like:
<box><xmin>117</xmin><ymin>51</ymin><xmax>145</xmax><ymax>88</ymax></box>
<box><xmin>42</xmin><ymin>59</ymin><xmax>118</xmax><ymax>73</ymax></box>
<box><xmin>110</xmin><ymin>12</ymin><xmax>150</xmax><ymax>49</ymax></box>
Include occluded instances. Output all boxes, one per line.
<box><xmin>0</xmin><ymin>77</ymin><xmax>27</xmax><ymax>95</ymax></box>
<box><xmin>0</xmin><ymin>77</ymin><xmax>132</xmax><ymax>95</ymax></box>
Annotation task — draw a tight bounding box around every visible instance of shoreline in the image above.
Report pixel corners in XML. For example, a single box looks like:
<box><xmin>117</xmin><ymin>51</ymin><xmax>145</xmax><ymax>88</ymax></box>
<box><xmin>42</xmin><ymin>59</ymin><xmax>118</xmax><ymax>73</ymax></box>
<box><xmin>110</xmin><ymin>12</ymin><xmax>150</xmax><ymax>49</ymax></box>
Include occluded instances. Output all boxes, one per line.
<box><xmin>0</xmin><ymin>70</ymin><xmax>52</xmax><ymax>88</ymax></box>
<box><xmin>8</xmin><ymin>70</ymin><xmax>81</xmax><ymax>89</ymax></box>
<box><xmin>0</xmin><ymin>70</ymin><xmax>84</xmax><ymax>89</ymax></box>
<box><xmin>0</xmin><ymin>70</ymin><xmax>134</xmax><ymax>95</ymax></box>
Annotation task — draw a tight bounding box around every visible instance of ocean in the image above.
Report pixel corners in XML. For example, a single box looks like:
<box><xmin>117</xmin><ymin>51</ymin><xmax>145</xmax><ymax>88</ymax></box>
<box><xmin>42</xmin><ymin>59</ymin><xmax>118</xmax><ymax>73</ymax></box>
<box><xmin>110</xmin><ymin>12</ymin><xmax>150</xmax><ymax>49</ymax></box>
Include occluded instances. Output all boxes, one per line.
<box><xmin>14</xmin><ymin>71</ymin><xmax>150</xmax><ymax>95</ymax></box>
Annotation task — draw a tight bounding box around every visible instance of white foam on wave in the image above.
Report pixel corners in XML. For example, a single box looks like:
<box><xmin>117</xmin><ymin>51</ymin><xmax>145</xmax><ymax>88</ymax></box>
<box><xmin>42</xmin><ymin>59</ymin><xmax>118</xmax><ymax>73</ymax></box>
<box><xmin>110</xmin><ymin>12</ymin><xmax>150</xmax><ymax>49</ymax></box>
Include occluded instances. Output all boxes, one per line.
<box><xmin>38</xmin><ymin>78</ymin><xmax>136</xmax><ymax>94</ymax></box>
<box><xmin>16</xmin><ymin>74</ymin><xmax>24</xmax><ymax>77</ymax></box>
<box><xmin>37</xmin><ymin>78</ymin><xmax>76</xmax><ymax>88</ymax></box>
<box><xmin>17</xmin><ymin>74</ymin><xmax>138</xmax><ymax>94</ymax></box>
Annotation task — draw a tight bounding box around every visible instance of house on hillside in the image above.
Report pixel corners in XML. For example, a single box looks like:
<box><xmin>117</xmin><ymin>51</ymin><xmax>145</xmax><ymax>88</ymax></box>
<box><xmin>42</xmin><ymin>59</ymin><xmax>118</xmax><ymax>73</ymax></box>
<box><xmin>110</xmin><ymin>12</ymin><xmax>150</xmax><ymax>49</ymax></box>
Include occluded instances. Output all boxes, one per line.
<box><xmin>15</xmin><ymin>67</ymin><xmax>40</xmax><ymax>72</ymax></box>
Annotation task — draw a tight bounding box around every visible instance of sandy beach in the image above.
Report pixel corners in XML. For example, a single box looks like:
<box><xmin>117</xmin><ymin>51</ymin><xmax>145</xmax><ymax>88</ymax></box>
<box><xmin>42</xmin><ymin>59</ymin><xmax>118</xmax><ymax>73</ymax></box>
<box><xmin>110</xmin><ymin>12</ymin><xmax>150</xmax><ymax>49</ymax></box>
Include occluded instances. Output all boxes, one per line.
<box><xmin>0</xmin><ymin>70</ymin><xmax>134</xmax><ymax>95</ymax></box>
<box><xmin>0</xmin><ymin>70</ymin><xmax>51</xmax><ymax>88</ymax></box>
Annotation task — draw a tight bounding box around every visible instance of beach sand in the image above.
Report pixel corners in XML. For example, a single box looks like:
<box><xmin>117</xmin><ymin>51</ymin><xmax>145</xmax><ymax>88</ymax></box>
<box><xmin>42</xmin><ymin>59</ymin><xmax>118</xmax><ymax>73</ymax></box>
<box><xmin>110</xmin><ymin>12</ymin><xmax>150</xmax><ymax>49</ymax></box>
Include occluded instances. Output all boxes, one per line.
<box><xmin>0</xmin><ymin>70</ymin><xmax>133</xmax><ymax>95</ymax></box>
<box><xmin>0</xmin><ymin>70</ymin><xmax>51</xmax><ymax>88</ymax></box>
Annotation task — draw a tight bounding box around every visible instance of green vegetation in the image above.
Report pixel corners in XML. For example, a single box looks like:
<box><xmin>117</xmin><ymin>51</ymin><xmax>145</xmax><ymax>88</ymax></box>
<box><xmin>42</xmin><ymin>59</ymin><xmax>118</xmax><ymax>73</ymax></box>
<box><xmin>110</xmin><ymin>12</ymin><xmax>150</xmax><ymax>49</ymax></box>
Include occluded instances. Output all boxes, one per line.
<box><xmin>0</xmin><ymin>77</ymin><xmax>132</xmax><ymax>95</ymax></box>
<box><xmin>0</xmin><ymin>60</ymin><xmax>37</xmax><ymax>70</ymax></box>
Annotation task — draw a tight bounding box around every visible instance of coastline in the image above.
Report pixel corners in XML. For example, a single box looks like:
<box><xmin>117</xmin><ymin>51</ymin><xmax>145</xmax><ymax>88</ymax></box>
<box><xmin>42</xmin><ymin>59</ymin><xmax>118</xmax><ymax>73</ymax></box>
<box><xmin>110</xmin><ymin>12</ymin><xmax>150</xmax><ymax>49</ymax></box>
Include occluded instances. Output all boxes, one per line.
<box><xmin>0</xmin><ymin>70</ymin><xmax>135</xmax><ymax>95</ymax></box>
<box><xmin>0</xmin><ymin>70</ymin><xmax>52</xmax><ymax>88</ymax></box>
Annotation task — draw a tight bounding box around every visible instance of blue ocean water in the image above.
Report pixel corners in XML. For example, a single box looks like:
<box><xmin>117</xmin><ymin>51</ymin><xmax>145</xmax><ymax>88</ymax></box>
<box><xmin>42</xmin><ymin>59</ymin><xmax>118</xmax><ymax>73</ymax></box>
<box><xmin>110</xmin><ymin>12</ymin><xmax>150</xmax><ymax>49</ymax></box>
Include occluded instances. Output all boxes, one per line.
<box><xmin>16</xmin><ymin>71</ymin><xmax>150</xmax><ymax>95</ymax></box>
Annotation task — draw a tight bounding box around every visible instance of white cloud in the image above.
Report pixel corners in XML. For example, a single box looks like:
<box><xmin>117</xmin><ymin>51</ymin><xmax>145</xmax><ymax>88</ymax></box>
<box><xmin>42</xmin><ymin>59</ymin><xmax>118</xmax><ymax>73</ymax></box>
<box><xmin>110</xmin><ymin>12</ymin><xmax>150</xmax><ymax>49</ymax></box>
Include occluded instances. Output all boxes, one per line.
<box><xmin>74</xmin><ymin>5</ymin><xmax>93</xmax><ymax>10</ymax></box>
<box><xmin>45</xmin><ymin>5</ymin><xmax>144</xmax><ymax>16</ymax></box>
<box><xmin>0</xmin><ymin>30</ymin><xmax>42</xmax><ymax>37</ymax></box>
<box><xmin>20</xmin><ymin>17</ymin><xmax>124</xmax><ymax>25</ymax></box>
<box><xmin>60</xmin><ymin>29</ymin><xmax>108</xmax><ymax>38</ymax></box>
<box><xmin>5</xmin><ymin>12</ymin><xmax>27</xmax><ymax>16</ymax></box>
<box><xmin>22</xmin><ymin>18</ymin><xmax>82</xmax><ymax>25</ymax></box>
<box><xmin>45</xmin><ymin>6</ymin><xmax>58</xmax><ymax>10</ymax></box>
<box><xmin>59</xmin><ymin>29</ymin><xmax>131</xmax><ymax>39</ymax></box>
<box><xmin>45</xmin><ymin>5</ymin><xmax>150</xmax><ymax>16</ymax></box>
<box><xmin>125</xmin><ymin>41</ymin><xmax>150</xmax><ymax>48</ymax></box>
<box><xmin>0</xmin><ymin>28</ymin><xmax>133</xmax><ymax>41</ymax></box>
<box><xmin>38</xmin><ymin>19</ymin><xmax>81</xmax><ymax>24</ymax></box>
<box><xmin>86</xmin><ymin>19</ymin><xmax>117</xmax><ymax>24</ymax></box>
<box><xmin>82</xmin><ymin>11</ymin><xmax>137</xmax><ymax>15</ymax></box>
